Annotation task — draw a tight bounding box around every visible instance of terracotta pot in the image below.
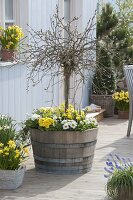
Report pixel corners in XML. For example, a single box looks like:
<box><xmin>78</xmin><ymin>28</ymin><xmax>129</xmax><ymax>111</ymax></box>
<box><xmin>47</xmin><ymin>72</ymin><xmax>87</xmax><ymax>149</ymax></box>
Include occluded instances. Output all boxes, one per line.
<box><xmin>118</xmin><ymin>110</ymin><xmax>129</xmax><ymax>119</ymax></box>
<box><xmin>1</xmin><ymin>49</ymin><xmax>17</xmax><ymax>62</ymax></box>
<box><xmin>117</xmin><ymin>187</ymin><xmax>133</xmax><ymax>200</ymax></box>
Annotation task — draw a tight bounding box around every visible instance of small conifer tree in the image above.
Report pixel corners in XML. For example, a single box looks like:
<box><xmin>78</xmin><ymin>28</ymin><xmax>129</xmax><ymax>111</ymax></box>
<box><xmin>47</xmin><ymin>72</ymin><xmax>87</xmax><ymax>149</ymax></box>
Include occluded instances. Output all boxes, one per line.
<box><xmin>93</xmin><ymin>4</ymin><xmax>117</xmax><ymax>95</ymax></box>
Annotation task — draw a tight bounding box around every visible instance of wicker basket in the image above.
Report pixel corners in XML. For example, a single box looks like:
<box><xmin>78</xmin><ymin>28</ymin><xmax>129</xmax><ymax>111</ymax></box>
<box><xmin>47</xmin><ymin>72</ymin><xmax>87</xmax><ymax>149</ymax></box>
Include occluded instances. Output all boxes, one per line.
<box><xmin>0</xmin><ymin>165</ymin><xmax>26</xmax><ymax>189</ymax></box>
<box><xmin>91</xmin><ymin>95</ymin><xmax>115</xmax><ymax>117</ymax></box>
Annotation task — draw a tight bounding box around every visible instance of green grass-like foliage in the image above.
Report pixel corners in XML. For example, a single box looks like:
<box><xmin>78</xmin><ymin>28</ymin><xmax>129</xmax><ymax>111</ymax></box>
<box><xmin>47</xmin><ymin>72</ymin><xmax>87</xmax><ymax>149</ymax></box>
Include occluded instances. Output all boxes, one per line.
<box><xmin>0</xmin><ymin>115</ymin><xmax>16</xmax><ymax>145</ymax></box>
<box><xmin>0</xmin><ymin>114</ymin><xmax>29</xmax><ymax>146</ymax></box>
<box><xmin>107</xmin><ymin>167</ymin><xmax>133</xmax><ymax>199</ymax></box>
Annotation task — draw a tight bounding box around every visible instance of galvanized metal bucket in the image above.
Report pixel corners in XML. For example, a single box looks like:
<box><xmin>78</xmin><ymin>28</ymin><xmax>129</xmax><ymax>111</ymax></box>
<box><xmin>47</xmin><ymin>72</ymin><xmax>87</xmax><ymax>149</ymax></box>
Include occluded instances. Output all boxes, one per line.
<box><xmin>0</xmin><ymin>165</ymin><xmax>26</xmax><ymax>189</ymax></box>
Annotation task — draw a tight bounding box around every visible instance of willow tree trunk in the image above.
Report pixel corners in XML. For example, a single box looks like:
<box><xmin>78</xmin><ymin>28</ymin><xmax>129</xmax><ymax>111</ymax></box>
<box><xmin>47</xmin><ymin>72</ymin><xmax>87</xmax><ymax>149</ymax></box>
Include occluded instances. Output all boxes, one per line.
<box><xmin>64</xmin><ymin>73</ymin><xmax>71</xmax><ymax>111</ymax></box>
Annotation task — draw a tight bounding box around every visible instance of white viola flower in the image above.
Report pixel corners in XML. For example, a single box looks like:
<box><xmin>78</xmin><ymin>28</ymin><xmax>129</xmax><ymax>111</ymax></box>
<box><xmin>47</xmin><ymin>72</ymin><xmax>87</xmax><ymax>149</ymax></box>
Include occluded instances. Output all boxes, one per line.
<box><xmin>90</xmin><ymin>118</ymin><xmax>98</xmax><ymax>125</ymax></box>
<box><xmin>85</xmin><ymin>117</ymin><xmax>98</xmax><ymax>126</ymax></box>
<box><xmin>53</xmin><ymin>115</ymin><xmax>57</xmax><ymax>120</ymax></box>
<box><xmin>58</xmin><ymin>117</ymin><xmax>62</xmax><ymax>121</ymax></box>
<box><xmin>84</xmin><ymin>118</ymin><xmax>90</xmax><ymax>124</ymax></box>
<box><xmin>93</xmin><ymin>121</ymin><xmax>98</xmax><ymax>126</ymax></box>
<box><xmin>61</xmin><ymin>120</ymin><xmax>68</xmax><ymax>125</ymax></box>
<box><xmin>90</xmin><ymin>117</ymin><xmax>96</xmax><ymax>122</ymax></box>
<box><xmin>1</xmin><ymin>114</ymin><xmax>6</xmax><ymax>119</ymax></box>
<box><xmin>4</xmin><ymin>125</ymin><xmax>10</xmax><ymax>130</ymax></box>
<box><xmin>63</xmin><ymin>123</ymin><xmax>69</xmax><ymax>130</ymax></box>
<box><xmin>69</xmin><ymin>120</ymin><xmax>77</xmax><ymax>129</ymax></box>
<box><xmin>30</xmin><ymin>114</ymin><xmax>40</xmax><ymax>120</ymax></box>
<box><xmin>80</xmin><ymin>121</ymin><xmax>84</xmax><ymax>125</ymax></box>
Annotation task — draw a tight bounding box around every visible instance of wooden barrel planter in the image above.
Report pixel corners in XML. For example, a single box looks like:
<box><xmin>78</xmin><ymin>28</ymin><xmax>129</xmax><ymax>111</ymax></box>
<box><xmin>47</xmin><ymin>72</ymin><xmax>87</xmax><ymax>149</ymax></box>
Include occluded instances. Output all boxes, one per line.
<box><xmin>30</xmin><ymin>128</ymin><xmax>98</xmax><ymax>174</ymax></box>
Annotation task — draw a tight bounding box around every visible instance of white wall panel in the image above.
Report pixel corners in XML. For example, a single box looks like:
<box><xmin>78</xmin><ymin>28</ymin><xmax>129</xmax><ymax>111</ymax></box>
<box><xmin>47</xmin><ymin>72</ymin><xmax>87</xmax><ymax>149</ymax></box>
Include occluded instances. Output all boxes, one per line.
<box><xmin>82</xmin><ymin>0</ymin><xmax>98</xmax><ymax>107</ymax></box>
<box><xmin>0</xmin><ymin>63</ymin><xmax>59</xmax><ymax>122</ymax></box>
<box><xmin>69</xmin><ymin>0</ymin><xmax>98</xmax><ymax>107</ymax></box>
<box><xmin>0</xmin><ymin>0</ymin><xmax>97</xmax><ymax>122</ymax></box>
<box><xmin>29</xmin><ymin>0</ymin><xmax>58</xmax><ymax>30</ymax></box>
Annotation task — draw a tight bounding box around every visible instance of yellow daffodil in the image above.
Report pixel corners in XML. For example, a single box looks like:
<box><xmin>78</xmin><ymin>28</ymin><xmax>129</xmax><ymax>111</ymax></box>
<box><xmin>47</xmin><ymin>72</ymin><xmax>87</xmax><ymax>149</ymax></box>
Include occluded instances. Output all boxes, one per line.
<box><xmin>4</xmin><ymin>152</ymin><xmax>9</xmax><ymax>156</ymax></box>
<box><xmin>8</xmin><ymin>140</ymin><xmax>16</xmax><ymax>149</ymax></box>
<box><xmin>4</xmin><ymin>147</ymin><xmax>9</xmax><ymax>152</ymax></box>
<box><xmin>0</xmin><ymin>149</ymin><xmax>3</xmax><ymax>154</ymax></box>
<box><xmin>15</xmin><ymin>150</ymin><xmax>20</xmax><ymax>158</ymax></box>
<box><xmin>0</xmin><ymin>143</ymin><xmax>4</xmax><ymax>147</ymax></box>
<box><xmin>0</xmin><ymin>25</ymin><xmax>24</xmax><ymax>50</ymax></box>
<box><xmin>23</xmin><ymin>147</ymin><xmax>29</xmax><ymax>154</ymax></box>
<box><xmin>113</xmin><ymin>91</ymin><xmax>129</xmax><ymax>111</ymax></box>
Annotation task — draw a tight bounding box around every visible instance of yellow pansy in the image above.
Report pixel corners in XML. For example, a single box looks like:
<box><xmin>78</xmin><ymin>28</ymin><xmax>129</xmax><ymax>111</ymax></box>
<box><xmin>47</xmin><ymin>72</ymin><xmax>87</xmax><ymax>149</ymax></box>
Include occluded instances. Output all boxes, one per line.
<box><xmin>62</xmin><ymin>113</ymin><xmax>67</xmax><ymax>117</ymax></box>
<box><xmin>76</xmin><ymin>115</ymin><xmax>81</xmax><ymax>121</ymax></box>
<box><xmin>67</xmin><ymin>114</ymin><xmax>72</xmax><ymax>120</ymax></box>
<box><xmin>39</xmin><ymin>117</ymin><xmax>54</xmax><ymax>128</ymax></box>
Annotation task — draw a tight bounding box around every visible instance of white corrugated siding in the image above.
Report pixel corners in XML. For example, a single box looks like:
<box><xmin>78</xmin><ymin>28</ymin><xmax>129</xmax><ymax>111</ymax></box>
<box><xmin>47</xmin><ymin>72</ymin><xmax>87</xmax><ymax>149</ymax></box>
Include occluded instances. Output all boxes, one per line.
<box><xmin>0</xmin><ymin>0</ymin><xmax>59</xmax><ymax>122</ymax></box>
<box><xmin>0</xmin><ymin>62</ymin><xmax>59</xmax><ymax>122</ymax></box>
<box><xmin>0</xmin><ymin>0</ymin><xmax>97</xmax><ymax>122</ymax></box>
<box><xmin>82</xmin><ymin>0</ymin><xmax>97</xmax><ymax>107</ymax></box>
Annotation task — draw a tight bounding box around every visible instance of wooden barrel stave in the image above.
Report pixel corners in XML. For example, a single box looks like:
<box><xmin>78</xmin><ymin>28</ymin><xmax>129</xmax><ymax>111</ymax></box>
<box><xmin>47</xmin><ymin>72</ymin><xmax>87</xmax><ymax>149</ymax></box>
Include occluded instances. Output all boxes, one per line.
<box><xmin>32</xmin><ymin>141</ymin><xmax>97</xmax><ymax>159</ymax></box>
<box><xmin>30</xmin><ymin>128</ymin><xmax>98</xmax><ymax>174</ymax></box>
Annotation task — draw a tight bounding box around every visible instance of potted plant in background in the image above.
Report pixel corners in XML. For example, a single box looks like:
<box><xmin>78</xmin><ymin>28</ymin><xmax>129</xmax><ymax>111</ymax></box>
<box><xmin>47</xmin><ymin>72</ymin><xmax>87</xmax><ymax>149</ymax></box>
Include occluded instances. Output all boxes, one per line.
<box><xmin>0</xmin><ymin>115</ymin><xmax>29</xmax><ymax>189</ymax></box>
<box><xmin>0</xmin><ymin>25</ymin><xmax>24</xmax><ymax>62</ymax></box>
<box><xmin>104</xmin><ymin>154</ymin><xmax>133</xmax><ymax>200</ymax></box>
<box><xmin>92</xmin><ymin>47</ymin><xmax>116</xmax><ymax>117</ymax></box>
<box><xmin>92</xmin><ymin>2</ymin><xmax>133</xmax><ymax>117</ymax></box>
<box><xmin>92</xmin><ymin>4</ymin><xmax>117</xmax><ymax>117</ymax></box>
<box><xmin>22</xmin><ymin>7</ymin><xmax>98</xmax><ymax>174</ymax></box>
<box><xmin>112</xmin><ymin>91</ymin><xmax>129</xmax><ymax>119</ymax></box>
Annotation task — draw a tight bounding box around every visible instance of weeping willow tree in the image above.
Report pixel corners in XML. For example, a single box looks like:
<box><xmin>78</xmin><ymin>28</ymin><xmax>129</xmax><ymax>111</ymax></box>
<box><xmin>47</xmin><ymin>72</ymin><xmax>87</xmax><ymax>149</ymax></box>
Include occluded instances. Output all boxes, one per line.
<box><xmin>21</xmin><ymin>7</ymin><xmax>96</xmax><ymax>111</ymax></box>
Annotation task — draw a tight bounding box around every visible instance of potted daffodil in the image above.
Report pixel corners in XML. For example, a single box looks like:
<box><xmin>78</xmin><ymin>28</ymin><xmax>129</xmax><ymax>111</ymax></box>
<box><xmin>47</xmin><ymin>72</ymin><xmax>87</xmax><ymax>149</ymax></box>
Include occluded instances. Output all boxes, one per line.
<box><xmin>0</xmin><ymin>25</ymin><xmax>24</xmax><ymax>61</ymax></box>
<box><xmin>0</xmin><ymin>115</ymin><xmax>29</xmax><ymax>189</ymax></box>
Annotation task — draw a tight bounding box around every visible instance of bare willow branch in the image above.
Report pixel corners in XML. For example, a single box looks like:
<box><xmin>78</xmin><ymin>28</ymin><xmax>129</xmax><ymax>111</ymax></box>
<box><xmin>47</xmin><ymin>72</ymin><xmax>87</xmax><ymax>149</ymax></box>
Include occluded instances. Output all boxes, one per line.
<box><xmin>21</xmin><ymin>6</ymin><xmax>97</xmax><ymax>110</ymax></box>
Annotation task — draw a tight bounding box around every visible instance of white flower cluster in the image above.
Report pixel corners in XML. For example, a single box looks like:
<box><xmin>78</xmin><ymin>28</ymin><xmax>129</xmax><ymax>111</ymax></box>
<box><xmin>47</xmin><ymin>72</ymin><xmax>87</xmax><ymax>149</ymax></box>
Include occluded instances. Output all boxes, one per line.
<box><xmin>61</xmin><ymin>120</ymin><xmax>77</xmax><ymax>130</ymax></box>
<box><xmin>84</xmin><ymin>117</ymin><xmax>98</xmax><ymax>127</ymax></box>
<box><xmin>29</xmin><ymin>114</ymin><xmax>40</xmax><ymax>121</ymax></box>
<box><xmin>0</xmin><ymin>125</ymin><xmax>10</xmax><ymax>131</ymax></box>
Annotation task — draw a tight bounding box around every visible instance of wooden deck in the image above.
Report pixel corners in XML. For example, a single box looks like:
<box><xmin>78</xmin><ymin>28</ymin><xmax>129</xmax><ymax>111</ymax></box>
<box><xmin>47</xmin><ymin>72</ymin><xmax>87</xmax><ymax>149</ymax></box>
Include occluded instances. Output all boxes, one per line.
<box><xmin>0</xmin><ymin>117</ymin><xmax>133</xmax><ymax>200</ymax></box>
